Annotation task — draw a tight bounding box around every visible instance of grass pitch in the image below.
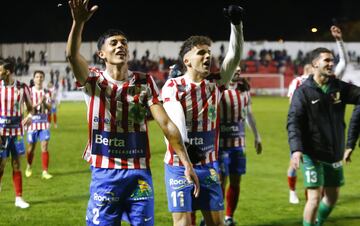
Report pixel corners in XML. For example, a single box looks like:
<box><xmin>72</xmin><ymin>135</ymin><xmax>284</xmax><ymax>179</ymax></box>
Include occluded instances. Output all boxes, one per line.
<box><xmin>0</xmin><ymin>97</ymin><xmax>359</xmax><ymax>226</ymax></box>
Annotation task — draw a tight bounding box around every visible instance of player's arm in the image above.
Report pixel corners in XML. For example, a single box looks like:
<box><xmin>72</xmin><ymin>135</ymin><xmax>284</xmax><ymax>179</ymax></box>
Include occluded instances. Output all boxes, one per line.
<box><xmin>344</xmin><ymin>105</ymin><xmax>360</xmax><ymax>163</ymax></box>
<box><xmin>42</xmin><ymin>93</ymin><xmax>52</xmax><ymax>111</ymax></box>
<box><xmin>245</xmin><ymin>103</ymin><xmax>262</xmax><ymax>154</ymax></box>
<box><xmin>66</xmin><ymin>0</ymin><xmax>98</xmax><ymax>85</ymax></box>
<box><xmin>287</xmin><ymin>89</ymin><xmax>306</xmax><ymax>169</ymax></box>
<box><xmin>331</xmin><ymin>25</ymin><xmax>349</xmax><ymax>79</ymax></box>
<box><xmin>150</xmin><ymin>103</ymin><xmax>200</xmax><ymax>197</ymax></box>
<box><xmin>22</xmin><ymin>85</ymin><xmax>34</xmax><ymax>127</ymax></box>
<box><xmin>218</xmin><ymin>5</ymin><xmax>244</xmax><ymax>86</ymax></box>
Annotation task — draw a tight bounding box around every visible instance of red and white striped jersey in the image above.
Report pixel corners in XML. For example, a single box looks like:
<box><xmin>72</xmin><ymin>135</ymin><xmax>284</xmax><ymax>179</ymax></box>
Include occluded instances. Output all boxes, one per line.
<box><xmin>219</xmin><ymin>89</ymin><xmax>250</xmax><ymax>149</ymax></box>
<box><xmin>287</xmin><ymin>75</ymin><xmax>309</xmax><ymax>101</ymax></box>
<box><xmin>0</xmin><ymin>80</ymin><xmax>32</xmax><ymax>136</ymax></box>
<box><xmin>161</xmin><ymin>75</ymin><xmax>225</xmax><ymax>166</ymax></box>
<box><xmin>27</xmin><ymin>87</ymin><xmax>51</xmax><ymax>131</ymax></box>
<box><xmin>82</xmin><ymin>68</ymin><xmax>161</xmax><ymax>169</ymax></box>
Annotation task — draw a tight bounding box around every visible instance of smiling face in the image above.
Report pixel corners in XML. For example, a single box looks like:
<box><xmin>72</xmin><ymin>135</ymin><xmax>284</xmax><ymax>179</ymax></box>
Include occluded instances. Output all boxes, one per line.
<box><xmin>183</xmin><ymin>44</ymin><xmax>212</xmax><ymax>77</ymax></box>
<box><xmin>312</xmin><ymin>52</ymin><xmax>334</xmax><ymax>77</ymax></box>
<box><xmin>33</xmin><ymin>71</ymin><xmax>45</xmax><ymax>87</ymax></box>
<box><xmin>98</xmin><ymin>35</ymin><xmax>129</xmax><ymax>66</ymax></box>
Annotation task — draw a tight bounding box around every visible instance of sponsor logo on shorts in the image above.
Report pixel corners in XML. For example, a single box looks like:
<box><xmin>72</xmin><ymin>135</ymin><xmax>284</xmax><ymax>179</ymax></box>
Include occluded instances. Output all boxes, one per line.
<box><xmin>204</xmin><ymin>168</ymin><xmax>220</xmax><ymax>186</ymax></box>
<box><xmin>130</xmin><ymin>179</ymin><xmax>153</xmax><ymax>200</ymax></box>
<box><xmin>93</xmin><ymin>192</ymin><xmax>120</xmax><ymax>206</ymax></box>
<box><xmin>169</xmin><ymin>177</ymin><xmax>193</xmax><ymax>190</ymax></box>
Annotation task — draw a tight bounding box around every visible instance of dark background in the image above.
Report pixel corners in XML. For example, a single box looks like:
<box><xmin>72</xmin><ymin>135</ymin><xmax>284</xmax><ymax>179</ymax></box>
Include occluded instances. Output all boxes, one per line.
<box><xmin>1</xmin><ymin>0</ymin><xmax>360</xmax><ymax>43</ymax></box>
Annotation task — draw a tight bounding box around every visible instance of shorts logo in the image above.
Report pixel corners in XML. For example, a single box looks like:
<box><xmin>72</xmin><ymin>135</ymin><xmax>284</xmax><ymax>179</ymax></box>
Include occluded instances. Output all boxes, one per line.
<box><xmin>204</xmin><ymin>168</ymin><xmax>220</xmax><ymax>186</ymax></box>
<box><xmin>93</xmin><ymin>192</ymin><xmax>120</xmax><ymax>207</ymax></box>
<box><xmin>169</xmin><ymin>177</ymin><xmax>192</xmax><ymax>190</ymax></box>
<box><xmin>130</xmin><ymin>179</ymin><xmax>153</xmax><ymax>200</ymax></box>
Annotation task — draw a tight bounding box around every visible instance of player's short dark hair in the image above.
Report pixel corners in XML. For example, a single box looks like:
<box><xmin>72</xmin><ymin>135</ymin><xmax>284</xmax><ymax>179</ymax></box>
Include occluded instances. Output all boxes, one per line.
<box><xmin>0</xmin><ymin>58</ymin><xmax>15</xmax><ymax>73</ymax></box>
<box><xmin>33</xmin><ymin>70</ymin><xmax>45</xmax><ymax>78</ymax></box>
<box><xmin>179</xmin><ymin>36</ymin><xmax>212</xmax><ymax>61</ymax></box>
<box><xmin>97</xmin><ymin>29</ymin><xmax>128</xmax><ymax>50</ymax></box>
<box><xmin>309</xmin><ymin>47</ymin><xmax>333</xmax><ymax>64</ymax></box>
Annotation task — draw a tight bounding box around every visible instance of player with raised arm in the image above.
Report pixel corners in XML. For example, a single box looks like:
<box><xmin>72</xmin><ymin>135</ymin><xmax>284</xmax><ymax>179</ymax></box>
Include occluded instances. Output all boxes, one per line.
<box><xmin>161</xmin><ymin>5</ymin><xmax>244</xmax><ymax>226</ymax></box>
<box><xmin>286</xmin><ymin>25</ymin><xmax>348</xmax><ymax>204</ymax></box>
<box><xmin>0</xmin><ymin>59</ymin><xmax>33</xmax><ymax>208</ymax></box>
<box><xmin>25</xmin><ymin>70</ymin><xmax>53</xmax><ymax>179</ymax></box>
<box><xmin>66</xmin><ymin>0</ymin><xmax>198</xmax><ymax>225</ymax></box>
<box><xmin>218</xmin><ymin>67</ymin><xmax>262</xmax><ymax>226</ymax></box>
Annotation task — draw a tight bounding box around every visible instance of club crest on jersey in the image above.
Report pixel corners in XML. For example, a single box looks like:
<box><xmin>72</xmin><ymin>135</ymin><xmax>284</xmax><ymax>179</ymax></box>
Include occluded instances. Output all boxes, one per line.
<box><xmin>128</xmin><ymin>102</ymin><xmax>146</xmax><ymax>124</ymax></box>
<box><xmin>130</xmin><ymin>179</ymin><xmax>153</xmax><ymax>200</ymax></box>
<box><xmin>331</xmin><ymin>91</ymin><xmax>341</xmax><ymax>104</ymax></box>
<box><xmin>208</xmin><ymin>105</ymin><xmax>217</xmax><ymax>122</ymax></box>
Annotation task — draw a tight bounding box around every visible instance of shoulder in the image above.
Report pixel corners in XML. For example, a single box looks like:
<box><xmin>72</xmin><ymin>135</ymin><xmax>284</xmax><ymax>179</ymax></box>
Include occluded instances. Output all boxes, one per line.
<box><xmin>88</xmin><ymin>67</ymin><xmax>103</xmax><ymax>78</ymax></box>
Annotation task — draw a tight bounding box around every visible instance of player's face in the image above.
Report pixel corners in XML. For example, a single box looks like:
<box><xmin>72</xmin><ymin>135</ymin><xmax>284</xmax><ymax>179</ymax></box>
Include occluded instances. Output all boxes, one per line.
<box><xmin>33</xmin><ymin>72</ymin><xmax>44</xmax><ymax>86</ymax></box>
<box><xmin>184</xmin><ymin>44</ymin><xmax>211</xmax><ymax>76</ymax></box>
<box><xmin>313</xmin><ymin>52</ymin><xmax>334</xmax><ymax>77</ymax></box>
<box><xmin>0</xmin><ymin>65</ymin><xmax>10</xmax><ymax>81</ymax></box>
<box><xmin>98</xmin><ymin>35</ymin><xmax>129</xmax><ymax>66</ymax></box>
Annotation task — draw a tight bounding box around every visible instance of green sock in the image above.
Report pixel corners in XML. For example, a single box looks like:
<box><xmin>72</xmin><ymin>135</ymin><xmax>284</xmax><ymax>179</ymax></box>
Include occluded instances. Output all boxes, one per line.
<box><xmin>316</xmin><ymin>201</ymin><xmax>334</xmax><ymax>226</ymax></box>
<box><xmin>303</xmin><ymin>220</ymin><xmax>316</xmax><ymax>226</ymax></box>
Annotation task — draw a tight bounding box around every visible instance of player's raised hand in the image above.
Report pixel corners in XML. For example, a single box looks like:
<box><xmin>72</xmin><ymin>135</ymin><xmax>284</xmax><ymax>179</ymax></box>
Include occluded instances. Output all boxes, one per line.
<box><xmin>330</xmin><ymin>25</ymin><xmax>342</xmax><ymax>40</ymax></box>
<box><xmin>68</xmin><ymin>0</ymin><xmax>98</xmax><ymax>23</ymax></box>
<box><xmin>223</xmin><ymin>5</ymin><xmax>244</xmax><ymax>25</ymax></box>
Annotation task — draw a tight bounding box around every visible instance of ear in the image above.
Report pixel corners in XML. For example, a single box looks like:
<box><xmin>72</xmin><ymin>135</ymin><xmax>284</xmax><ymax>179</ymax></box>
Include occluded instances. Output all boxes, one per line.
<box><xmin>97</xmin><ymin>50</ymin><xmax>105</xmax><ymax>60</ymax></box>
<box><xmin>183</xmin><ymin>59</ymin><xmax>191</xmax><ymax>67</ymax></box>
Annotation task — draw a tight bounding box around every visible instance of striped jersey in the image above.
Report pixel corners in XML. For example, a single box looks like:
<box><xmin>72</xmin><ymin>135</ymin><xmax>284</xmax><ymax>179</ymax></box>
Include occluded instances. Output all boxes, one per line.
<box><xmin>0</xmin><ymin>80</ymin><xmax>32</xmax><ymax>136</ymax></box>
<box><xmin>219</xmin><ymin>88</ymin><xmax>250</xmax><ymax>149</ymax></box>
<box><xmin>287</xmin><ymin>75</ymin><xmax>309</xmax><ymax>100</ymax></box>
<box><xmin>161</xmin><ymin>75</ymin><xmax>225</xmax><ymax>166</ymax></box>
<box><xmin>82</xmin><ymin>68</ymin><xmax>161</xmax><ymax>169</ymax></box>
<box><xmin>27</xmin><ymin>87</ymin><xmax>51</xmax><ymax>131</ymax></box>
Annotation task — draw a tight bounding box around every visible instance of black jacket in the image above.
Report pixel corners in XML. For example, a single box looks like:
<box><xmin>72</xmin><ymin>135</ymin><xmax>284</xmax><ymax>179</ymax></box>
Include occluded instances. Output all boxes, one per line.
<box><xmin>287</xmin><ymin>75</ymin><xmax>360</xmax><ymax>163</ymax></box>
<box><xmin>346</xmin><ymin>105</ymin><xmax>360</xmax><ymax>149</ymax></box>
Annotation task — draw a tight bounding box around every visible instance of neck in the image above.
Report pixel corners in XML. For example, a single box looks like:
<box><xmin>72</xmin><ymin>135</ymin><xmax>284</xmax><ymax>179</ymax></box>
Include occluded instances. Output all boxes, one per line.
<box><xmin>185</xmin><ymin>69</ymin><xmax>207</xmax><ymax>83</ymax></box>
<box><xmin>106</xmin><ymin>63</ymin><xmax>129</xmax><ymax>81</ymax></box>
<box><xmin>35</xmin><ymin>84</ymin><xmax>43</xmax><ymax>90</ymax></box>
<box><xmin>313</xmin><ymin>73</ymin><xmax>328</xmax><ymax>86</ymax></box>
<box><xmin>3</xmin><ymin>75</ymin><xmax>14</xmax><ymax>86</ymax></box>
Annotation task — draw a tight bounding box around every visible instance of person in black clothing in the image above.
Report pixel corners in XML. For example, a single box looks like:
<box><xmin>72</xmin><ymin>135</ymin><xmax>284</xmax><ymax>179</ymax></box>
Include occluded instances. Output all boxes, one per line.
<box><xmin>344</xmin><ymin>105</ymin><xmax>360</xmax><ymax>163</ymax></box>
<box><xmin>287</xmin><ymin>47</ymin><xmax>360</xmax><ymax>226</ymax></box>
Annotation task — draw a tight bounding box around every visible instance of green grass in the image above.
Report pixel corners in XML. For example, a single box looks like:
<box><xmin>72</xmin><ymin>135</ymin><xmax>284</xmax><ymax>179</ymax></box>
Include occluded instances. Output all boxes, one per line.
<box><xmin>0</xmin><ymin>97</ymin><xmax>359</xmax><ymax>226</ymax></box>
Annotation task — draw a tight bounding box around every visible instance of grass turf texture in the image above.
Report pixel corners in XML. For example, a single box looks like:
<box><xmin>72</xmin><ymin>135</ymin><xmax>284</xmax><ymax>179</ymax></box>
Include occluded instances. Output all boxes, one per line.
<box><xmin>0</xmin><ymin>97</ymin><xmax>359</xmax><ymax>225</ymax></box>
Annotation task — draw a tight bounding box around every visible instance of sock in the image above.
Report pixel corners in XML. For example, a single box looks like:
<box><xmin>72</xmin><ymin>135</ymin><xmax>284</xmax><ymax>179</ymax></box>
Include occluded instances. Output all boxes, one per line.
<box><xmin>0</xmin><ymin>169</ymin><xmax>4</xmax><ymax>183</ymax></box>
<box><xmin>226</xmin><ymin>185</ymin><xmax>240</xmax><ymax>217</ymax></box>
<box><xmin>303</xmin><ymin>220</ymin><xmax>316</xmax><ymax>226</ymax></box>
<box><xmin>42</xmin><ymin>151</ymin><xmax>49</xmax><ymax>171</ymax></box>
<box><xmin>288</xmin><ymin>176</ymin><xmax>297</xmax><ymax>191</ymax></box>
<box><xmin>316</xmin><ymin>201</ymin><xmax>333</xmax><ymax>226</ymax></box>
<box><xmin>190</xmin><ymin>212</ymin><xmax>196</xmax><ymax>226</ymax></box>
<box><xmin>54</xmin><ymin>113</ymin><xmax>57</xmax><ymax>124</ymax></box>
<box><xmin>27</xmin><ymin>151</ymin><xmax>34</xmax><ymax>165</ymax></box>
<box><xmin>12</xmin><ymin>171</ymin><xmax>22</xmax><ymax>196</ymax></box>
<box><xmin>48</xmin><ymin>114</ymin><xmax>52</xmax><ymax>123</ymax></box>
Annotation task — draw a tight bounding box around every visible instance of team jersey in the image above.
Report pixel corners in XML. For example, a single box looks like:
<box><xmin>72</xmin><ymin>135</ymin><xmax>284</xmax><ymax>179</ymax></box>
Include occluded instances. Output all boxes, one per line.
<box><xmin>27</xmin><ymin>87</ymin><xmax>51</xmax><ymax>131</ymax></box>
<box><xmin>162</xmin><ymin>75</ymin><xmax>225</xmax><ymax>166</ymax></box>
<box><xmin>287</xmin><ymin>75</ymin><xmax>309</xmax><ymax>100</ymax></box>
<box><xmin>48</xmin><ymin>86</ymin><xmax>59</xmax><ymax>106</ymax></box>
<box><xmin>219</xmin><ymin>88</ymin><xmax>250</xmax><ymax>149</ymax></box>
<box><xmin>82</xmin><ymin>67</ymin><xmax>161</xmax><ymax>169</ymax></box>
<box><xmin>0</xmin><ymin>80</ymin><xmax>32</xmax><ymax>136</ymax></box>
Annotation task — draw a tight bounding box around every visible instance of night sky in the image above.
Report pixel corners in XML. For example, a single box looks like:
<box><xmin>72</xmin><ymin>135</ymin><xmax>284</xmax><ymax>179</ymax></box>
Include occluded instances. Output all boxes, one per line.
<box><xmin>1</xmin><ymin>0</ymin><xmax>360</xmax><ymax>43</ymax></box>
